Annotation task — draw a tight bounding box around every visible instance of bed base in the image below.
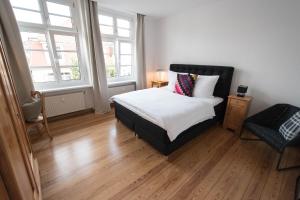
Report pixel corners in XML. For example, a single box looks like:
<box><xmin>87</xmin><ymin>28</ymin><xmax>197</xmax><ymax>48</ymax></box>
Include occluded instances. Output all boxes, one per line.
<box><xmin>115</xmin><ymin>102</ymin><xmax>224</xmax><ymax>155</ymax></box>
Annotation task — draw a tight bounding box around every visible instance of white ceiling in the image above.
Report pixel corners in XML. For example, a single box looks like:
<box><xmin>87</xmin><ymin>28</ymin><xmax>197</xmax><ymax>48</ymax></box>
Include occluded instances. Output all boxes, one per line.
<box><xmin>98</xmin><ymin>0</ymin><xmax>215</xmax><ymax>18</ymax></box>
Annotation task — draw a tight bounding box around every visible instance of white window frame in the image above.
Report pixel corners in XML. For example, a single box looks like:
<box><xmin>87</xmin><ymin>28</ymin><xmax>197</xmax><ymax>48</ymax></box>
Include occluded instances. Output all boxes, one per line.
<box><xmin>11</xmin><ymin>0</ymin><xmax>89</xmax><ymax>90</ymax></box>
<box><xmin>99</xmin><ymin>8</ymin><xmax>136</xmax><ymax>83</ymax></box>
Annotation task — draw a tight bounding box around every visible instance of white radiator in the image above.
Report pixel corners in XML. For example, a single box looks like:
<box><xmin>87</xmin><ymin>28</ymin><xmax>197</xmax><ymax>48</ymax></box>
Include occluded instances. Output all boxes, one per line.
<box><xmin>45</xmin><ymin>92</ymin><xmax>86</xmax><ymax>117</ymax></box>
<box><xmin>108</xmin><ymin>84</ymin><xmax>135</xmax><ymax>98</ymax></box>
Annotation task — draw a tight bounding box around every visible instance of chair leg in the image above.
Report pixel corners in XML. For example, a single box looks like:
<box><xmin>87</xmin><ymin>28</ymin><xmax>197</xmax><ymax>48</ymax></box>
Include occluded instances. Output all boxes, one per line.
<box><xmin>239</xmin><ymin>128</ymin><xmax>262</xmax><ymax>141</ymax></box>
<box><xmin>44</xmin><ymin>120</ymin><xmax>53</xmax><ymax>140</ymax></box>
<box><xmin>276</xmin><ymin>149</ymin><xmax>300</xmax><ymax>171</ymax></box>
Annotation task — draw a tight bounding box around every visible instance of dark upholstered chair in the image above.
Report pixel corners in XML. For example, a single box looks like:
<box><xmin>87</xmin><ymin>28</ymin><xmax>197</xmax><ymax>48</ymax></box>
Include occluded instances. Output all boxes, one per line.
<box><xmin>241</xmin><ymin>104</ymin><xmax>300</xmax><ymax>171</ymax></box>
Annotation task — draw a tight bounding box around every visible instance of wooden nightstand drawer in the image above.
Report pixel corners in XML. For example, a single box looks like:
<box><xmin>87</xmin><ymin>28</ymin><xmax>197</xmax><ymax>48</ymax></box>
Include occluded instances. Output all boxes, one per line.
<box><xmin>223</xmin><ymin>95</ymin><xmax>252</xmax><ymax>134</ymax></box>
<box><xmin>228</xmin><ymin>102</ymin><xmax>248</xmax><ymax>116</ymax></box>
<box><xmin>229</xmin><ymin>98</ymin><xmax>243</xmax><ymax>106</ymax></box>
<box><xmin>226</xmin><ymin>104</ymin><xmax>247</xmax><ymax>129</ymax></box>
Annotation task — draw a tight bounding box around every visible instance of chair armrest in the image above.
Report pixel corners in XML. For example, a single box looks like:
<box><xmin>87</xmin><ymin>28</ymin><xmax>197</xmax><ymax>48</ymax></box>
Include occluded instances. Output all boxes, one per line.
<box><xmin>31</xmin><ymin>90</ymin><xmax>46</xmax><ymax>115</ymax></box>
<box><xmin>31</xmin><ymin>91</ymin><xmax>42</xmax><ymax>98</ymax></box>
<box><xmin>245</xmin><ymin>122</ymin><xmax>287</xmax><ymax>152</ymax></box>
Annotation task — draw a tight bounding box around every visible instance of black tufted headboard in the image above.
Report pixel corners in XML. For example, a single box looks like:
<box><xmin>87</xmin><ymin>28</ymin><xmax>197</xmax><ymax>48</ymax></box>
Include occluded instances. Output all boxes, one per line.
<box><xmin>170</xmin><ymin>64</ymin><xmax>234</xmax><ymax>100</ymax></box>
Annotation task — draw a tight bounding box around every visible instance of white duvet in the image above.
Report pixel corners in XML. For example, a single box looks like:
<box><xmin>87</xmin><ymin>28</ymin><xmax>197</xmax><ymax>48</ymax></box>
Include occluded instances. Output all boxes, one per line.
<box><xmin>111</xmin><ymin>88</ymin><xmax>217</xmax><ymax>141</ymax></box>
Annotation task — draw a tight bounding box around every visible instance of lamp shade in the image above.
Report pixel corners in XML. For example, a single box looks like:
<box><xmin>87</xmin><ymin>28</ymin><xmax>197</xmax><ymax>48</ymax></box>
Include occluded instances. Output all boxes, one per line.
<box><xmin>156</xmin><ymin>69</ymin><xmax>165</xmax><ymax>81</ymax></box>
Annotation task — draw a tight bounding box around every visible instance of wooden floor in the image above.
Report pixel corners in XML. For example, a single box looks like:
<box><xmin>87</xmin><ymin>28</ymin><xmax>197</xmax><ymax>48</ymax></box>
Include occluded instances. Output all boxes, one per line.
<box><xmin>31</xmin><ymin>111</ymin><xmax>300</xmax><ymax>200</ymax></box>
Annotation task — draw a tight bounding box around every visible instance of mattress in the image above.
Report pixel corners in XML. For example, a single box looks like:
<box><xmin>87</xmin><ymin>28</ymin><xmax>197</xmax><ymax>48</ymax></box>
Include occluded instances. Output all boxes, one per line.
<box><xmin>111</xmin><ymin>88</ymin><xmax>223</xmax><ymax>141</ymax></box>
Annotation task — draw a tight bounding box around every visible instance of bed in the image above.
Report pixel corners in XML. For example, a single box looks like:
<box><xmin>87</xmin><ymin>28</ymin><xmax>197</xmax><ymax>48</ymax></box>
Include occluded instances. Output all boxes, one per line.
<box><xmin>113</xmin><ymin>64</ymin><xmax>234</xmax><ymax>155</ymax></box>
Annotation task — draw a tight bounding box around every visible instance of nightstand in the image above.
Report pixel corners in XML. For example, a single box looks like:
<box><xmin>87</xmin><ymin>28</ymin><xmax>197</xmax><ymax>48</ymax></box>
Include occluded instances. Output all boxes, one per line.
<box><xmin>151</xmin><ymin>81</ymin><xmax>168</xmax><ymax>88</ymax></box>
<box><xmin>223</xmin><ymin>95</ymin><xmax>253</xmax><ymax>134</ymax></box>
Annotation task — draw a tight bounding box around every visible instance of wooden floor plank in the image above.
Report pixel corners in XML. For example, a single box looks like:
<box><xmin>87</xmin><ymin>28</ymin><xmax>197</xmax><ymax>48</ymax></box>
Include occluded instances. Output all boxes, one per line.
<box><xmin>183</xmin><ymin>141</ymin><xmax>241</xmax><ymax>200</ymax></box>
<box><xmin>109</xmin><ymin>127</ymin><xmax>230</xmax><ymax>200</ymax></box>
<box><xmin>145</xmin><ymin>129</ymin><xmax>231</xmax><ymax>200</ymax></box>
<box><xmin>213</xmin><ymin>142</ymin><xmax>267</xmax><ymax>200</ymax></box>
<box><xmin>30</xmin><ymin>112</ymin><xmax>300</xmax><ymax>200</ymax></box>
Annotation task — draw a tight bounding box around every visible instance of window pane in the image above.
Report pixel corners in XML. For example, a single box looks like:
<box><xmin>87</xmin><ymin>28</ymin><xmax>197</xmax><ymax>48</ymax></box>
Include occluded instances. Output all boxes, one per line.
<box><xmin>13</xmin><ymin>8</ymin><xmax>42</xmax><ymax>24</ymax></box>
<box><xmin>49</xmin><ymin>15</ymin><xmax>72</xmax><ymax>28</ymax></box>
<box><xmin>60</xmin><ymin>67</ymin><xmax>81</xmax><ymax>81</ymax></box>
<box><xmin>120</xmin><ymin>42</ymin><xmax>132</xmax><ymax>54</ymax></box>
<box><xmin>58</xmin><ymin>52</ymin><xmax>78</xmax><ymax>66</ymax></box>
<box><xmin>100</xmin><ymin>25</ymin><xmax>113</xmax><ymax>35</ymax></box>
<box><xmin>118</xmin><ymin>28</ymin><xmax>130</xmax><ymax>37</ymax></box>
<box><xmin>120</xmin><ymin>55</ymin><xmax>131</xmax><ymax>65</ymax></box>
<box><xmin>102</xmin><ymin>41</ymin><xmax>114</xmax><ymax>55</ymax></box>
<box><xmin>120</xmin><ymin>66</ymin><xmax>132</xmax><ymax>77</ymax></box>
<box><xmin>31</xmin><ymin>68</ymin><xmax>55</xmax><ymax>82</ymax></box>
<box><xmin>21</xmin><ymin>32</ymin><xmax>48</xmax><ymax>50</ymax></box>
<box><xmin>99</xmin><ymin>15</ymin><xmax>113</xmax><ymax>26</ymax></box>
<box><xmin>54</xmin><ymin>35</ymin><xmax>77</xmax><ymax>51</ymax></box>
<box><xmin>25</xmin><ymin>50</ymin><xmax>51</xmax><ymax>66</ymax></box>
<box><xmin>102</xmin><ymin>42</ymin><xmax>116</xmax><ymax>78</ymax></box>
<box><xmin>105</xmin><ymin>54</ymin><xmax>116</xmax><ymax>78</ymax></box>
<box><xmin>117</xmin><ymin>19</ymin><xmax>130</xmax><ymax>29</ymax></box>
<box><xmin>10</xmin><ymin>0</ymin><xmax>40</xmax><ymax>11</ymax></box>
<box><xmin>46</xmin><ymin>1</ymin><xmax>70</xmax><ymax>16</ymax></box>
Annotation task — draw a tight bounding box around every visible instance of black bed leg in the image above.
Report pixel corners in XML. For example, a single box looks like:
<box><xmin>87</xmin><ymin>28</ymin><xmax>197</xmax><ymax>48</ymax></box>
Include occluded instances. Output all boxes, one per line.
<box><xmin>135</xmin><ymin>132</ymin><xmax>141</xmax><ymax>138</ymax></box>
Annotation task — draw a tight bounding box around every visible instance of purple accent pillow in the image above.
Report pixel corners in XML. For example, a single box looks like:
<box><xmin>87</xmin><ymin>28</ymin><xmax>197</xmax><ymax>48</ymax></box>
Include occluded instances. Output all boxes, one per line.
<box><xmin>174</xmin><ymin>74</ymin><xmax>195</xmax><ymax>97</ymax></box>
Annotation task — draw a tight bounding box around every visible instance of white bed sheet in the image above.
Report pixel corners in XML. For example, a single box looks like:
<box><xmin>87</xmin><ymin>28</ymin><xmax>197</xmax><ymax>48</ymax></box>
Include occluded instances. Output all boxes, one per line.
<box><xmin>111</xmin><ymin>88</ymin><xmax>222</xmax><ymax>141</ymax></box>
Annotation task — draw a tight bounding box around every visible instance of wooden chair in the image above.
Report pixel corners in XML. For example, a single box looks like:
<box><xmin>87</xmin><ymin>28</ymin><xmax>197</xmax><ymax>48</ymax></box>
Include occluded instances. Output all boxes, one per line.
<box><xmin>26</xmin><ymin>91</ymin><xmax>53</xmax><ymax>140</ymax></box>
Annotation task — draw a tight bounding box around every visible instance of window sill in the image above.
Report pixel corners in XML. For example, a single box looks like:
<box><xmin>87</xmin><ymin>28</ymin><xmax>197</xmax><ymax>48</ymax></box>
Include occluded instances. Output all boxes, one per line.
<box><xmin>38</xmin><ymin>80</ymin><xmax>136</xmax><ymax>96</ymax></box>
<box><xmin>108</xmin><ymin>80</ymin><xmax>136</xmax><ymax>88</ymax></box>
<box><xmin>40</xmin><ymin>85</ymin><xmax>93</xmax><ymax>96</ymax></box>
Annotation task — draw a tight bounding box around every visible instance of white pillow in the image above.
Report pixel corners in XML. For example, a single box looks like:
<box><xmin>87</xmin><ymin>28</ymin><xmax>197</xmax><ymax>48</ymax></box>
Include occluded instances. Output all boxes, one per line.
<box><xmin>193</xmin><ymin>75</ymin><xmax>219</xmax><ymax>98</ymax></box>
<box><xmin>166</xmin><ymin>70</ymin><xmax>187</xmax><ymax>91</ymax></box>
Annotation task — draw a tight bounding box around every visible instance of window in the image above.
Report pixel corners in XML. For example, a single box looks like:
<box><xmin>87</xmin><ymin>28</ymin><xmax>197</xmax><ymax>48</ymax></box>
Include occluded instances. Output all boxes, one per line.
<box><xmin>10</xmin><ymin>0</ymin><xmax>88</xmax><ymax>90</ymax></box>
<box><xmin>98</xmin><ymin>10</ymin><xmax>135</xmax><ymax>82</ymax></box>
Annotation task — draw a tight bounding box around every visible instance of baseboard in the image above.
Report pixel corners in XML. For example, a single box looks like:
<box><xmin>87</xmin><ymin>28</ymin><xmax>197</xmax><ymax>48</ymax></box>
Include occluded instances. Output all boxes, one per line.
<box><xmin>47</xmin><ymin>108</ymin><xmax>94</xmax><ymax>122</ymax></box>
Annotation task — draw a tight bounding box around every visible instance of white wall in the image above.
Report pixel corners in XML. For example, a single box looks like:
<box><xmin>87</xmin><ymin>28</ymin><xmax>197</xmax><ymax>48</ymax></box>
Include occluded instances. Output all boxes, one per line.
<box><xmin>154</xmin><ymin>0</ymin><xmax>300</xmax><ymax>115</ymax></box>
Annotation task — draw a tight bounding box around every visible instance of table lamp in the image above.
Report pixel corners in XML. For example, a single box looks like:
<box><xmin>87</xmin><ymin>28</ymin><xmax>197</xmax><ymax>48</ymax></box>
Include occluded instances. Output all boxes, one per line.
<box><xmin>156</xmin><ymin>69</ymin><xmax>164</xmax><ymax>82</ymax></box>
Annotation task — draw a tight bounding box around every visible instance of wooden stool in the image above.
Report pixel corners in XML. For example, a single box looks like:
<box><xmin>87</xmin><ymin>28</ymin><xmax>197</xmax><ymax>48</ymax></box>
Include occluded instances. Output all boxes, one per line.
<box><xmin>26</xmin><ymin>91</ymin><xmax>52</xmax><ymax>140</ymax></box>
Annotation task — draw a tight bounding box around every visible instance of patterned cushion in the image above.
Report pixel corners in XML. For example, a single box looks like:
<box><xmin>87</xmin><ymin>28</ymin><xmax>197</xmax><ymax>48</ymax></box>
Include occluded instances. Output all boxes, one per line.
<box><xmin>174</xmin><ymin>74</ymin><xmax>195</xmax><ymax>96</ymax></box>
<box><xmin>279</xmin><ymin>111</ymin><xmax>300</xmax><ymax>141</ymax></box>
